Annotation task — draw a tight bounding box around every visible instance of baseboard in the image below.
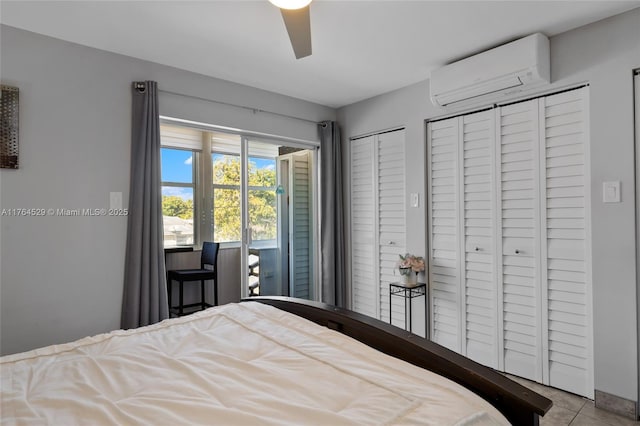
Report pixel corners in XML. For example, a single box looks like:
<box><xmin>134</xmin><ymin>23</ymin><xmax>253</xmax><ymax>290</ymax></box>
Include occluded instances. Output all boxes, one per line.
<box><xmin>594</xmin><ymin>389</ymin><xmax>638</xmax><ymax>420</ymax></box>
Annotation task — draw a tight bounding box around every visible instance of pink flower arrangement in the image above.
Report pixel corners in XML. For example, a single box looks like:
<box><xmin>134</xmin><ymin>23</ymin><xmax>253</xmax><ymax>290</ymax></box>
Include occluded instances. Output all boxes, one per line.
<box><xmin>396</xmin><ymin>253</ymin><xmax>425</xmax><ymax>276</ymax></box>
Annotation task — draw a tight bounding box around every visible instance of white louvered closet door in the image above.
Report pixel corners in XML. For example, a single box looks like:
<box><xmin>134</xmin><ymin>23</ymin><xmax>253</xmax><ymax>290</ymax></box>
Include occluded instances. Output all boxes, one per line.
<box><xmin>461</xmin><ymin>110</ymin><xmax>498</xmax><ymax>368</ymax></box>
<box><xmin>540</xmin><ymin>87</ymin><xmax>592</xmax><ymax>398</ymax></box>
<box><xmin>350</xmin><ymin>130</ymin><xmax>406</xmax><ymax>323</ymax></box>
<box><xmin>427</xmin><ymin>87</ymin><xmax>592</xmax><ymax>398</ymax></box>
<box><xmin>498</xmin><ymin>99</ymin><xmax>543</xmax><ymax>382</ymax></box>
<box><xmin>350</xmin><ymin>136</ymin><xmax>377</xmax><ymax>317</ymax></box>
<box><xmin>377</xmin><ymin>130</ymin><xmax>407</xmax><ymax>326</ymax></box>
<box><xmin>428</xmin><ymin>118</ymin><xmax>461</xmax><ymax>352</ymax></box>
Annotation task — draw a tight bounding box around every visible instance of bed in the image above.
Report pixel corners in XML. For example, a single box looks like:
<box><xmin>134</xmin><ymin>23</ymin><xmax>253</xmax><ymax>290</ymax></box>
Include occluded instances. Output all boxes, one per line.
<box><xmin>1</xmin><ymin>297</ymin><xmax>551</xmax><ymax>425</ymax></box>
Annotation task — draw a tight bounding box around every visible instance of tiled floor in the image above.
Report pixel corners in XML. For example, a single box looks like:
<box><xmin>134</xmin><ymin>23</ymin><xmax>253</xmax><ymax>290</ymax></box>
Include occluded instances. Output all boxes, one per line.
<box><xmin>506</xmin><ymin>375</ymin><xmax>640</xmax><ymax>426</ymax></box>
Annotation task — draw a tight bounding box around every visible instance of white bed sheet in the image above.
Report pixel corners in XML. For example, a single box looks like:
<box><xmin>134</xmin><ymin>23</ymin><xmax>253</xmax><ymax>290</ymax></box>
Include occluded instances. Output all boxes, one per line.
<box><xmin>1</xmin><ymin>302</ymin><xmax>509</xmax><ymax>425</ymax></box>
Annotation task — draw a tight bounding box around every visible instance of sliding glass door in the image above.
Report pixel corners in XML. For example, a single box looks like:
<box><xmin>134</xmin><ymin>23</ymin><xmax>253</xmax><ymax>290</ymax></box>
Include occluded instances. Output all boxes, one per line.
<box><xmin>242</xmin><ymin>138</ymin><xmax>317</xmax><ymax>299</ymax></box>
<box><xmin>161</xmin><ymin>120</ymin><xmax>319</xmax><ymax>302</ymax></box>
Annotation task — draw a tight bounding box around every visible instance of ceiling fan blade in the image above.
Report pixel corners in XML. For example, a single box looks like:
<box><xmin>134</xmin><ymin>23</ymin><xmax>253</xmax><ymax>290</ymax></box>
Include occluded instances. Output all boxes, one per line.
<box><xmin>280</xmin><ymin>6</ymin><xmax>312</xmax><ymax>59</ymax></box>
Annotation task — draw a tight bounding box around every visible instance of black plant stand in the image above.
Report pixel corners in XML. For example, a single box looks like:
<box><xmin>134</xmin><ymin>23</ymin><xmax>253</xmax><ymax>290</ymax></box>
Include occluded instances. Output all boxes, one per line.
<box><xmin>389</xmin><ymin>282</ymin><xmax>427</xmax><ymax>333</ymax></box>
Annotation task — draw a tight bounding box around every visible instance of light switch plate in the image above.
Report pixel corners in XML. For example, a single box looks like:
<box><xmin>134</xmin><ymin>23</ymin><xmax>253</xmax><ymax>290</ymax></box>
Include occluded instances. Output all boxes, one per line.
<box><xmin>110</xmin><ymin>192</ymin><xmax>123</xmax><ymax>210</ymax></box>
<box><xmin>410</xmin><ymin>193</ymin><xmax>419</xmax><ymax>208</ymax></box>
<box><xmin>603</xmin><ymin>181</ymin><xmax>621</xmax><ymax>203</ymax></box>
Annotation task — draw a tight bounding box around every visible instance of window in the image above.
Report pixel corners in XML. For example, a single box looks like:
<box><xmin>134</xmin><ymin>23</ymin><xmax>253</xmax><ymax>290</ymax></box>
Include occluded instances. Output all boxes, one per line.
<box><xmin>161</xmin><ymin>125</ymin><xmax>280</xmax><ymax>248</ymax></box>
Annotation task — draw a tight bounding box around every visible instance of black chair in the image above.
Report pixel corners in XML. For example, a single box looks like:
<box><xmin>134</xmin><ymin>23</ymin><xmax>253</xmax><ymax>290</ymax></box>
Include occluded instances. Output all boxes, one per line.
<box><xmin>167</xmin><ymin>242</ymin><xmax>219</xmax><ymax>317</ymax></box>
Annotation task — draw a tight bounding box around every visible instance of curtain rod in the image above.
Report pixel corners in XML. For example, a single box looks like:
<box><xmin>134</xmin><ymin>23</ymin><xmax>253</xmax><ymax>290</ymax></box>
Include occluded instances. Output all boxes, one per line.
<box><xmin>158</xmin><ymin>88</ymin><xmax>324</xmax><ymax>126</ymax></box>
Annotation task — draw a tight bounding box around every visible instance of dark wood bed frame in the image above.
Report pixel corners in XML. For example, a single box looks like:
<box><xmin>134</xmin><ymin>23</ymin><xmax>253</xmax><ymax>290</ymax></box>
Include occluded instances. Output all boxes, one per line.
<box><xmin>244</xmin><ymin>296</ymin><xmax>552</xmax><ymax>426</ymax></box>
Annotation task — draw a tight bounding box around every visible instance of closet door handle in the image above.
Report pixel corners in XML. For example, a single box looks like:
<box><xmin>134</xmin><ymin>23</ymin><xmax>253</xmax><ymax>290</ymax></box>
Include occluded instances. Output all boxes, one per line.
<box><xmin>515</xmin><ymin>249</ymin><xmax>520</xmax><ymax>255</ymax></box>
<box><xmin>388</xmin><ymin>241</ymin><xmax>395</xmax><ymax>245</ymax></box>
<box><xmin>474</xmin><ymin>247</ymin><xmax>480</xmax><ymax>252</ymax></box>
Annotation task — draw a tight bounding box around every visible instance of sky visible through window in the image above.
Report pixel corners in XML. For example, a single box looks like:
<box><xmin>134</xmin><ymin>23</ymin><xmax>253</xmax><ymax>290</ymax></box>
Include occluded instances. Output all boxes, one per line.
<box><xmin>161</xmin><ymin>148</ymin><xmax>193</xmax><ymax>201</ymax></box>
<box><xmin>161</xmin><ymin>148</ymin><xmax>192</xmax><ymax>183</ymax></box>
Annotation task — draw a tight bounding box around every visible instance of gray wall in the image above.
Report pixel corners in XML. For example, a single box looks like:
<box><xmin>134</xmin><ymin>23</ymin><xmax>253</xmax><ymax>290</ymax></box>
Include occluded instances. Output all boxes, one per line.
<box><xmin>337</xmin><ymin>9</ymin><xmax>640</xmax><ymax>403</ymax></box>
<box><xmin>0</xmin><ymin>25</ymin><xmax>334</xmax><ymax>356</ymax></box>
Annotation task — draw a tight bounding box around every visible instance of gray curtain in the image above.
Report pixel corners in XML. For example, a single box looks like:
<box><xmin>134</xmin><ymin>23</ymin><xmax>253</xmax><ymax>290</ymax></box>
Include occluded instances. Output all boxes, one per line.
<box><xmin>121</xmin><ymin>81</ymin><xmax>168</xmax><ymax>329</ymax></box>
<box><xmin>319</xmin><ymin>121</ymin><xmax>346</xmax><ymax>307</ymax></box>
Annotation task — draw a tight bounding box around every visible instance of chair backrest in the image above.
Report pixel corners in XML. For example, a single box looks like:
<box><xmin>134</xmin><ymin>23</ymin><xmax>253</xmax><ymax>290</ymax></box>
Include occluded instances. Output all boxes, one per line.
<box><xmin>201</xmin><ymin>242</ymin><xmax>220</xmax><ymax>270</ymax></box>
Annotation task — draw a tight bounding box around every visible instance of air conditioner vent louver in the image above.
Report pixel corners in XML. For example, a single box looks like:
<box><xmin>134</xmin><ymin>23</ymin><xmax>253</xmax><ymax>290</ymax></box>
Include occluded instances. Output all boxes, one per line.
<box><xmin>430</xmin><ymin>33</ymin><xmax>550</xmax><ymax>107</ymax></box>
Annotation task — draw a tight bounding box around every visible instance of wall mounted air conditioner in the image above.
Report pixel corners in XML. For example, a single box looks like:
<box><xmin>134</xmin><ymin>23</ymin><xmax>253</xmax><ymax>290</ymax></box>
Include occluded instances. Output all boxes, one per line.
<box><xmin>430</xmin><ymin>33</ymin><xmax>550</xmax><ymax>107</ymax></box>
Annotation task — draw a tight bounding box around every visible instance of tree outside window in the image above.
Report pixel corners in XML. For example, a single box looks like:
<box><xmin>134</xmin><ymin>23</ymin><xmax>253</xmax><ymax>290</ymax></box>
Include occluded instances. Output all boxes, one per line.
<box><xmin>212</xmin><ymin>153</ymin><xmax>277</xmax><ymax>243</ymax></box>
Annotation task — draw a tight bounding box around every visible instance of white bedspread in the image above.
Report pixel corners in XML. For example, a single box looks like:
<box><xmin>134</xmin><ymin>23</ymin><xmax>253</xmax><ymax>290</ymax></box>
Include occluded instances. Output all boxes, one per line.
<box><xmin>1</xmin><ymin>302</ymin><xmax>509</xmax><ymax>425</ymax></box>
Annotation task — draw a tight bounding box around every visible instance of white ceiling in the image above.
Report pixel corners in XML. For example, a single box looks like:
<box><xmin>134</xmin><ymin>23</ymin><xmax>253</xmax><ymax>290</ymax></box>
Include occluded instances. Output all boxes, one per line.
<box><xmin>1</xmin><ymin>1</ymin><xmax>638</xmax><ymax>108</ymax></box>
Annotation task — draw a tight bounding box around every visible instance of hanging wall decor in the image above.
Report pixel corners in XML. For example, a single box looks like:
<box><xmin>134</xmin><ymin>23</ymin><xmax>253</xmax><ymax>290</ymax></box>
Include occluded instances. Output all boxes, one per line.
<box><xmin>1</xmin><ymin>85</ymin><xmax>19</xmax><ymax>169</ymax></box>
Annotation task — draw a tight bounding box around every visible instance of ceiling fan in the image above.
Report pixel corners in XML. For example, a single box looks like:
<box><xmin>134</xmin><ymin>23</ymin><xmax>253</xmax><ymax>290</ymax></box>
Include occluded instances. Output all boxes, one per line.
<box><xmin>269</xmin><ymin>0</ymin><xmax>313</xmax><ymax>59</ymax></box>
